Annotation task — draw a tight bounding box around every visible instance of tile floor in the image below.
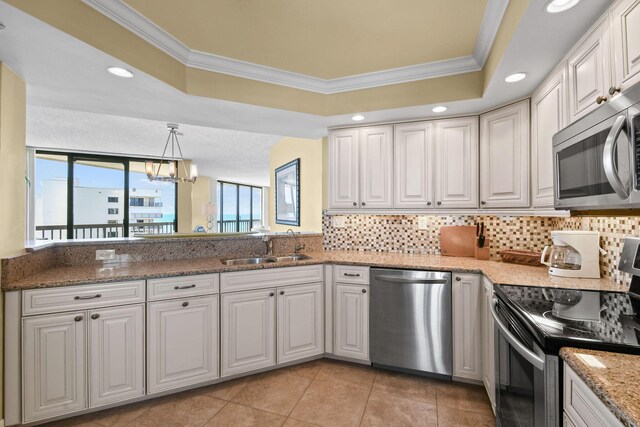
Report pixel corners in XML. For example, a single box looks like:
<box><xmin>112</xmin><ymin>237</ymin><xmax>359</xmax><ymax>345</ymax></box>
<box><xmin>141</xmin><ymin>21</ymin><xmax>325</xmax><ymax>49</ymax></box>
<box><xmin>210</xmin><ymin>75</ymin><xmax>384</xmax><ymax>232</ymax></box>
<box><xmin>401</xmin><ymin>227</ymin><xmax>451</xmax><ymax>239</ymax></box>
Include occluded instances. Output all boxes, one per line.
<box><xmin>45</xmin><ymin>359</ymin><xmax>495</xmax><ymax>427</ymax></box>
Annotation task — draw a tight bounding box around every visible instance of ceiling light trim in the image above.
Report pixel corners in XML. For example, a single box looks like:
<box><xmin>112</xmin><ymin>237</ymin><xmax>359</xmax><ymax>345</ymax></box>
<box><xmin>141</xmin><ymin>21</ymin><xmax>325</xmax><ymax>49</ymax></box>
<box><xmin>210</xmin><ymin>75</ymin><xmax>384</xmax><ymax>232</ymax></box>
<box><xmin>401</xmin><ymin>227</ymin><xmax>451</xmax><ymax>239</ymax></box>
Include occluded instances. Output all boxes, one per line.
<box><xmin>83</xmin><ymin>0</ymin><xmax>508</xmax><ymax>94</ymax></box>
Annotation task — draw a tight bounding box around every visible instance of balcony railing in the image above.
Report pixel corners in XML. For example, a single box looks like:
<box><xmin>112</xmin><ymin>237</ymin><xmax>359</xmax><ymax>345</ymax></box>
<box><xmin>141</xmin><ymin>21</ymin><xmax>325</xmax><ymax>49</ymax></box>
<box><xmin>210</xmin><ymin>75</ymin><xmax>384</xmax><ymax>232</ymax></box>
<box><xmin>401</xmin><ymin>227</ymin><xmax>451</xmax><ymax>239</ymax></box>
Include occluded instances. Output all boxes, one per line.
<box><xmin>217</xmin><ymin>219</ymin><xmax>262</xmax><ymax>233</ymax></box>
<box><xmin>36</xmin><ymin>222</ymin><xmax>175</xmax><ymax>240</ymax></box>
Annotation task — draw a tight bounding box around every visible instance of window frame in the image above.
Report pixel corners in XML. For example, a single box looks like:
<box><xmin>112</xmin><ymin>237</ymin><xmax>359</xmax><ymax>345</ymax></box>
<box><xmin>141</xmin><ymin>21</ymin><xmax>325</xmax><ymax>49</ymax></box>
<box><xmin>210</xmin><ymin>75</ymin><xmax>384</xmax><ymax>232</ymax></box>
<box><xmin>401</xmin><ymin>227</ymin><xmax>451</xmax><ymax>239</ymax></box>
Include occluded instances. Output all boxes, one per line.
<box><xmin>217</xmin><ymin>180</ymin><xmax>263</xmax><ymax>233</ymax></box>
<box><xmin>34</xmin><ymin>150</ymin><xmax>179</xmax><ymax>239</ymax></box>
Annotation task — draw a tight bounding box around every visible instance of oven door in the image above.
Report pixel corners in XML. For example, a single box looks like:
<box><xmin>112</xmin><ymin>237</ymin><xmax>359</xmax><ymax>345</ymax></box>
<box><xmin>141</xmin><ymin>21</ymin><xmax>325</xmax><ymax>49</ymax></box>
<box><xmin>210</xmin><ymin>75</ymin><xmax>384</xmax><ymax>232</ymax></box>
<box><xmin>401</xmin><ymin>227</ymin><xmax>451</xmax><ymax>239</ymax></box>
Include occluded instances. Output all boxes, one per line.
<box><xmin>553</xmin><ymin>111</ymin><xmax>633</xmax><ymax>210</ymax></box>
<box><xmin>491</xmin><ymin>297</ymin><xmax>559</xmax><ymax>427</ymax></box>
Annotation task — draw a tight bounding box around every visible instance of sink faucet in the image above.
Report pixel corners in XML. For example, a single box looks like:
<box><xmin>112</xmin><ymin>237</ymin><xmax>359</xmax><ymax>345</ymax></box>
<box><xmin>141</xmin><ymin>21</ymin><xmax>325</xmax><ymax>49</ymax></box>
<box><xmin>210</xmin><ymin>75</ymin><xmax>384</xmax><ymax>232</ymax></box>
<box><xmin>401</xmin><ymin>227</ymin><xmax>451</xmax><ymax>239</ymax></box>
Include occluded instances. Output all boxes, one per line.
<box><xmin>287</xmin><ymin>228</ymin><xmax>305</xmax><ymax>254</ymax></box>
<box><xmin>262</xmin><ymin>235</ymin><xmax>274</xmax><ymax>256</ymax></box>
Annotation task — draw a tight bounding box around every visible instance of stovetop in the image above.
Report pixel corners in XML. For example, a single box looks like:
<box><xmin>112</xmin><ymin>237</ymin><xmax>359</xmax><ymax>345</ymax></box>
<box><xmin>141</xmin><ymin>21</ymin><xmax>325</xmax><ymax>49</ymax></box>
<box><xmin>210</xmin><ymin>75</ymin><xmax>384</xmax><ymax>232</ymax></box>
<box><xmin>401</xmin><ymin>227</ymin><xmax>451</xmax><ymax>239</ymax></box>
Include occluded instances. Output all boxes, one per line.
<box><xmin>494</xmin><ymin>284</ymin><xmax>640</xmax><ymax>354</ymax></box>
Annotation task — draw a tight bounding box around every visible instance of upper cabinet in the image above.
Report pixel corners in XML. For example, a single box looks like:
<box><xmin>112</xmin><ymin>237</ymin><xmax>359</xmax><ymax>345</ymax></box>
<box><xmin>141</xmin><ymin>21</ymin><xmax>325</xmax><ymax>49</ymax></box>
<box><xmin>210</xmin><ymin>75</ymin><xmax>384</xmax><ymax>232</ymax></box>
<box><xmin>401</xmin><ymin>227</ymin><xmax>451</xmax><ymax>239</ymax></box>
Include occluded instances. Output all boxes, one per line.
<box><xmin>394</xmin><ymin>122</ymin><xmax>434</xmax><ymax>208</ymax></box>
<box><xmin>480</xmin><ymin>100</ymin><xmax>530</xmax><ymax>208</ymax></box>
<box><xmin>567</xmin><ymin>18</ymin><xmax>611</xmax><ymax>122</ymax></box>
<box><xmin>610</xmin><ymin>0</ymin><xmax>640</xmax><ymax>93</ymax></box>
<box><xmin>531</xmin><ymin>66</ymin><xmax>567</xmax><ymax>208</ymax></box>
<box><xmin>328</xmin><ymin>126</ymin><xmax>393</xmax><ymax>209</ymax></box>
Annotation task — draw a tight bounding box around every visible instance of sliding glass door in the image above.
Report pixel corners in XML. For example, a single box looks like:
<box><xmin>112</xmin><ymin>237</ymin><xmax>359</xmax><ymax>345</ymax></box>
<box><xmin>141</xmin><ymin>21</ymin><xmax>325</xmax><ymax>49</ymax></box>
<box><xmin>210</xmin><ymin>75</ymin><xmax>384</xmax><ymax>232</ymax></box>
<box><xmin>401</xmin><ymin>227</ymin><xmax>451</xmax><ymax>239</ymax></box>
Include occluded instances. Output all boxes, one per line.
<box><xmin>217</xmin><ymin>181</ymin><xmax>263</xmax><ymax>233</ymax></box>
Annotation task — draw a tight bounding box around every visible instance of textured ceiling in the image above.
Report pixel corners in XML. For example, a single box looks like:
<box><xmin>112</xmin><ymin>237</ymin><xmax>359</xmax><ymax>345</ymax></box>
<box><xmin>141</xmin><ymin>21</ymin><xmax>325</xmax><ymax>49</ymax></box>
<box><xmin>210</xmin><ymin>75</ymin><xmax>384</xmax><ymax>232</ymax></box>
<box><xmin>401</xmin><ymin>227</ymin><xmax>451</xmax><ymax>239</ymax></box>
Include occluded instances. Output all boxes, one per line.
<box><xmin>26</xmin><ymin>107</ymin><xmax>283</xmax><ymax>186</ymax></box>
<box><xmin>123</xmin><ymin>0</ymin><xmax>488</xmax><ymax>79</ymax></box>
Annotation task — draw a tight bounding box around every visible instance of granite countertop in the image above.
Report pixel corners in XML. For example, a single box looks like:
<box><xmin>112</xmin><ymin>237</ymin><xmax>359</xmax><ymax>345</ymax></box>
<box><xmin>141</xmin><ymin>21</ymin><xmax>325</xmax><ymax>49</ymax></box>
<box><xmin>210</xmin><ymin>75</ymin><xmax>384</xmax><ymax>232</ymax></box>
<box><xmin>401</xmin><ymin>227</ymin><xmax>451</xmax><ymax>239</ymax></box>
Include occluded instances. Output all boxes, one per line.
<box><xmin>2</xmin><ymin>250</ymin><xmax>624</xmax><ymax>291</ymax></box>
<box><xmin>561</xmin><ymin>348</ymin><xmax>640</xmax><ymax>427</ymax></box>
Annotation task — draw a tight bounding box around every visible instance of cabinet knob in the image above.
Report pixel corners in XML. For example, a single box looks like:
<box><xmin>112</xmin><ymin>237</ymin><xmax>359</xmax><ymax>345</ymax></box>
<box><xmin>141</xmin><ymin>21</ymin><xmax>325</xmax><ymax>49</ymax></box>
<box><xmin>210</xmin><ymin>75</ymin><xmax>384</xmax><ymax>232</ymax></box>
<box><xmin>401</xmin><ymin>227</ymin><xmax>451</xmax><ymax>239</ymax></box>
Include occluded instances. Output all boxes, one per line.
<box><xmin>362</xmin><ymin>288</ymin><xmax>367</xmax><ymax>293</ymax></box>
<box><xmin>361</xmin><ymin>202</ymin><xmax>366</xmax><ymax>206</ymax></box>
<box><xmin>269</xmin><ymin>292</ymin><xmax>275</xmax><ymax>297</ymax></box>
<box><xmin>481</xmin><ymin>201</ymin><xmax>486</xmax><ymax>205</ymax></box>
<box><xmin>280</xmin><ymin>290</ymin><xmax>285</xmax><ymax>295</ymax></box>
<box><xmin>74</xmin><ymin>315</ymin><xmax>83</xmax><ymax>322</ymax></box>
<box><xmin>427</xmin><ymin>201</ymin><xmax>432</xmax><ymax>206</ymax></box>
<box><xmin>352</xmin><ymin>202</ymin><xmax>357</xmax><ymax>206</ymax></box>
<box><xmin>609</xmin><ymin>86</ymin><xmax>621</xmax><ymax>96</ymax></box>
<box><xmin>596</xmin><ymin>95</ymin><xmax>608</xmax><ymax>104</ymax></box>
<box><xmin>437</xmin><ymin>201</ymin><xmax>442</xmax><ymax>206</ymax></box>
<box><xmin>456</xmin><ymin>277</ymin><xmax>461</xmax><ymax>281</ymax></box>
<box><xmin>182</xmin><ymin>301</ymin><xmax>189</xmax><ymax>307</ymax></box>
<box><xmin>91</xmin><ymin>313</ymin><xmax>100</xmax><ymax>320</ymax></box>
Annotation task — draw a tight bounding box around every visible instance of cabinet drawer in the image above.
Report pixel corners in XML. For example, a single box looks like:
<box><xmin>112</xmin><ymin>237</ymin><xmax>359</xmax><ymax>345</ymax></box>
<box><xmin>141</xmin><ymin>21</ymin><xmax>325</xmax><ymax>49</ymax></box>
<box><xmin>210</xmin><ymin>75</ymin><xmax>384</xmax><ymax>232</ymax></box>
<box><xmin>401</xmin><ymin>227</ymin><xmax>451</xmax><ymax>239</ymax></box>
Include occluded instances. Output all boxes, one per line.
<box><xmin>147</xmin><ymin>274</ymin><xmax>219</xmax><ymax>301</ymax></box>
<box><xmin>22</xmin><ymin>281</ymin><xmax>145</xmax><ymax>316</ymax></box>
<box><xmin>220</xmin><ymin>265</ymin><xmax>323</xmax><ymax>293</ymax></box>
<box><xmin>564</xmin><ymin>365</ymin><xmax>622</xmax><ymax>427</ymax></box>
<box><xmin>334</xmin><ymin>265</ymin><xmax>369</xmax><ymax>284</ymax></box>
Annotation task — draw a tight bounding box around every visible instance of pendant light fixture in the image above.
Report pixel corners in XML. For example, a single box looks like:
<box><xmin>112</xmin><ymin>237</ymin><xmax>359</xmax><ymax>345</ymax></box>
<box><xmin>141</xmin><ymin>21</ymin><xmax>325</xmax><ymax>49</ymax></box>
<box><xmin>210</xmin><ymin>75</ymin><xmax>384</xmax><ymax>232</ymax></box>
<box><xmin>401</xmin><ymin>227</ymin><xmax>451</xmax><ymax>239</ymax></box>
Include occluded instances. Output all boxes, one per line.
<box><xmin>145</xmin><ymin>123</ymin><xmax>198</xmax><ymax>183</ymax></box>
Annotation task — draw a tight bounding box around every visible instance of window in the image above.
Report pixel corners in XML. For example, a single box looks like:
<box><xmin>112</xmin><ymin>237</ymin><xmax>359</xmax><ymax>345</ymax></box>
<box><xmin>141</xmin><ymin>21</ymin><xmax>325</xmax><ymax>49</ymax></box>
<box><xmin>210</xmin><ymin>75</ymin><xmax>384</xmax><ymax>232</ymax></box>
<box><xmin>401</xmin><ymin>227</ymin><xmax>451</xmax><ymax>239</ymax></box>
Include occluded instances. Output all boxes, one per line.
<box><xmin>217</xmin><ymin>181</ymin><xmax>263</xmax><ymax>233</ymax></box>
<box><xmin>33</xmin><ymin>151</ymin><xmax>178</xmax><ymax>240</ymax></box>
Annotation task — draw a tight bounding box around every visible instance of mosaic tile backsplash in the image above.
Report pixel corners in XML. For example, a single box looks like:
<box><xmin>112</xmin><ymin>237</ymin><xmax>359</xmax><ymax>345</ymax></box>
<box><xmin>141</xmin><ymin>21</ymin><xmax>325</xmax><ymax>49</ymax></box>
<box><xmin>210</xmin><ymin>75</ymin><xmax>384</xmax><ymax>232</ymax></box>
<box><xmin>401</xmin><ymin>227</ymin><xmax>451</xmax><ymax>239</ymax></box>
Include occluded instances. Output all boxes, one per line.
<box><xmin>322</xmin><ymin>213</ymin><xmax>640</xmax><ymax>286</ymax></box>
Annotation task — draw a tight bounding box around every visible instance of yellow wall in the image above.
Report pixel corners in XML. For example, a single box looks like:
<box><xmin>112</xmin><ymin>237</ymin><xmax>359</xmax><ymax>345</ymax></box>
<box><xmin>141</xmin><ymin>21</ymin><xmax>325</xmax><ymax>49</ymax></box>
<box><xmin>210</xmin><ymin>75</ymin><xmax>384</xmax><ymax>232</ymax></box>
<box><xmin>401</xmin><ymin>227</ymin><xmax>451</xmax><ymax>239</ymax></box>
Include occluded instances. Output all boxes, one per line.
<box><xmin>0</xmin><ymin>63</ymin><xmax>27</xmax><ymax>420</ymax></box>
<box><xmin>191</xmin><ymin>176</ymin><xmax>212</xmax><ymax>230</ymax></box>
<box><xmin>176</xmin><ymin>160</ymin><xmax>193</xmax><ymax>233</ymax></box>
<box><xmin>269</xmin><ymin>137</ymin><xmax>324</xmax><ymax>232</ymax></box>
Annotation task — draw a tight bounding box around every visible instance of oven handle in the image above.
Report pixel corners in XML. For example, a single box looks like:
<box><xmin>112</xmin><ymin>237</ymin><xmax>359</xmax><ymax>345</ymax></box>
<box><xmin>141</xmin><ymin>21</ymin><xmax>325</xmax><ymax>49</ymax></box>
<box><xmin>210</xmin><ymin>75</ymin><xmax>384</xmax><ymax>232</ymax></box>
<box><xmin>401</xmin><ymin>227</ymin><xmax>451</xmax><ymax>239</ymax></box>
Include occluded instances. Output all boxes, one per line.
<box><xmin>490</xmin><ymin>297</ymin><xmax>545</xmax><ymax>371</ymax></box>
<box><xmin>603</xmin><ymin>115</ymin><xmax>630</xmax><ymax>200</ymax></box>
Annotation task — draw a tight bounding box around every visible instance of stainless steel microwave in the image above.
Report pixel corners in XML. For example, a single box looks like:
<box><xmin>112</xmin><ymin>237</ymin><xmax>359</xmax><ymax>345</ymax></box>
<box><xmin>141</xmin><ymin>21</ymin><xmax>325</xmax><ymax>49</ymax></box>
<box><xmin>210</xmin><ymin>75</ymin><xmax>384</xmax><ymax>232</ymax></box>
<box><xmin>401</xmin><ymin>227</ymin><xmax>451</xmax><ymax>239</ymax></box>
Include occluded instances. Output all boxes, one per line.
<box><xmin>553</xmin><ymin>82</ymin><xmax>640</xmax><ymax>210</ymax></box>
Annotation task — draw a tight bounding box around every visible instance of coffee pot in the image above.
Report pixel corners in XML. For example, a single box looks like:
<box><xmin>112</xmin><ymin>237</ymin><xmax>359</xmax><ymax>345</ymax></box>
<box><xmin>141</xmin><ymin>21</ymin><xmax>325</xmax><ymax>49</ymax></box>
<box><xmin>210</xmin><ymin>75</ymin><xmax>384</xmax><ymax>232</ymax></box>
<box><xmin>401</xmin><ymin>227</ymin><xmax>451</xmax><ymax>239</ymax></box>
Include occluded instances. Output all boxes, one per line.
<box><xmin>541</xmin><ymin>231</ymin><xmax>603</xmax><ymax>278</ymax></box>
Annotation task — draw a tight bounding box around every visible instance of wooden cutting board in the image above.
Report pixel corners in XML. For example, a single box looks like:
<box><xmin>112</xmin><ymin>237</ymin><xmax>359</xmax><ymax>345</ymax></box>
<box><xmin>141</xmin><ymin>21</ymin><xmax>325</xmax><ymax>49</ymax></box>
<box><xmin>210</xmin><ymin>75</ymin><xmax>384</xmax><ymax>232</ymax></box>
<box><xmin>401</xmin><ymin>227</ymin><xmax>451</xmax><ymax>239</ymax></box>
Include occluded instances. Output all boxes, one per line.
<box><xmin>440</xmin><ymin>225</ymin><xmax>477</xmax><ymax>257</ymax></box>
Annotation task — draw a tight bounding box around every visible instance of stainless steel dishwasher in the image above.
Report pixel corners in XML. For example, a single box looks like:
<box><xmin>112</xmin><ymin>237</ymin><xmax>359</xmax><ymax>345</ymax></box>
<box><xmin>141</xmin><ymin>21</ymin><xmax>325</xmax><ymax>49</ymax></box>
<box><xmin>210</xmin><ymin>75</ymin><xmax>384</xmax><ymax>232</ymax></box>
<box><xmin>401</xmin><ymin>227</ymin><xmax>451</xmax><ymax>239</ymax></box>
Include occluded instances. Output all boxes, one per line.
<box><xmin>370</xmin><ymin>268</ymin><xmax>452</xmax><ymax>378</ymax></box>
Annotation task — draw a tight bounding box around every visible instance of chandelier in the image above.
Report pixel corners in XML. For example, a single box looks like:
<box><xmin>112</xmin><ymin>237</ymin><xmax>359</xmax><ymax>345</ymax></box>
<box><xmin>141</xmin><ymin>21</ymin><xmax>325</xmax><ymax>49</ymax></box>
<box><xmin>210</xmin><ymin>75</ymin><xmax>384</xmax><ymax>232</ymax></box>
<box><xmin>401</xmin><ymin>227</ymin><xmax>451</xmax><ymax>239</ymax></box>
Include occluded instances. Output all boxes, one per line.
<box><xmin>145</xmin><ymin>123</ymin><xmax>198</xmax><ymax>183</ymax></box>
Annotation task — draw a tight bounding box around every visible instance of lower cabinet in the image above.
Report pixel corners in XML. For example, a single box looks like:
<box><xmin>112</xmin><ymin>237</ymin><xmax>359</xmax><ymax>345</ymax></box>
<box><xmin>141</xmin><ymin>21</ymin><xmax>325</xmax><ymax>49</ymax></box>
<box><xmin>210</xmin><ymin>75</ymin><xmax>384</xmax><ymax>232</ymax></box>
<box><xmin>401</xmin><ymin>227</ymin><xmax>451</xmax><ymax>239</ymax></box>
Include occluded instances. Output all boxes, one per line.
<box><xmin>147</xmin><ymin>295</ymin><xmax>219</xmax><ymax>393</ymax></box>
<box><xmin>23</xmin><ymin>304</ymin><xmax>145</xmax><ymax>423</ymax></box>
<box><xmin>334</xmin><ymin>283</ymin><xmax>369</xmax><ymax>361</ymax></box>
<box><xmin>564</xmin><ymin>364</ymin><xmax>623</xmax><ymax>427</ymax></box>
<box><xmin>481</xmin><ymin>277</ymin><xmax>495</xmax><ymax>410</ymax></box>
<box><xmin>452</xmin><ymin>273</ymin><xmax>482</xmax><ymax>381</ymax></box>
<box><xmin>277</xmin><ymin>283</ymin><xmax>324</xmax><ymax>363</ymax></box>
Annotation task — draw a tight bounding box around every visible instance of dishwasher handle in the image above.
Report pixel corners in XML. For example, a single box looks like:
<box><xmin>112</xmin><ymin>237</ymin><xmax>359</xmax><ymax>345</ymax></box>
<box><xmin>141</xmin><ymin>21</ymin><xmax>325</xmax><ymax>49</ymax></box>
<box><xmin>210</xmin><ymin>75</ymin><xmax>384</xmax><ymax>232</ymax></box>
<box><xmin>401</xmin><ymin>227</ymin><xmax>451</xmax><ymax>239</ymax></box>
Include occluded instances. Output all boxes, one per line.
<box><xmin>373</xmin><ymin>275</ymin><xmax>449</xmax><ymax>285</ymax></box>
<box><xmin>490</xmin><ymin>297</ymin><xmax>545</xmax><ymax>371</ymax></box>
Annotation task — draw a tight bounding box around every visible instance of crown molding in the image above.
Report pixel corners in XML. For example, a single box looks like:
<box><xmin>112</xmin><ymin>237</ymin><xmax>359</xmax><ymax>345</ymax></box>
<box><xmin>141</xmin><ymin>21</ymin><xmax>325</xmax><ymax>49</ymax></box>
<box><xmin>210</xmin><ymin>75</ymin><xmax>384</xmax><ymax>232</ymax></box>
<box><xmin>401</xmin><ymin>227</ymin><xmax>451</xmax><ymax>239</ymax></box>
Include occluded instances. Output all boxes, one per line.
<box><xmin>83</xmin><ymin>0</ymin><xmax>509</xmax><ymax>94</ymax></box>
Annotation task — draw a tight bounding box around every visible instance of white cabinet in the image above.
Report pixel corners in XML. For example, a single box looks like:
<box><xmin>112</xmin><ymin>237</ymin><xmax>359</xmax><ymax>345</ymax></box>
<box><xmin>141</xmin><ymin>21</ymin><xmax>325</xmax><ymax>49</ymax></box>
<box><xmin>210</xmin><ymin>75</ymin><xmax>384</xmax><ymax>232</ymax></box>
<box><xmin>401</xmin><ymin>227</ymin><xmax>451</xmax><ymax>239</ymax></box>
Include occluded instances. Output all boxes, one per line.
<box><xmin>334</xmin><ymin>283</ymin><xmax>369</xmax><ymax>361</ymax></box>
<box><xmin>452</xmin><ymin>273</ymin><xmax>482</xmax><ymax>381</ymax></box>
<box><xmin>531</xmin><ymin>66</ymin><xmax>567</xmax><ymax>208</ymax></box>
<box><xmin>89</xmin><ymin>305</ymin><xmax>145</xmax><ymax>407</ymax></box>
<box><xmin>564</xmin><ymin>364</ymin><xmax>623</xmax><ymax>427</ymax></box>
<box><xmin>611</xmin><ymin>0</ymin><xmax>640</xmax><ymax>93</ymax></box>
<box><xmin>23</xmin><ymin>312</ymin><xmax>87</xmax><ymax>423</ymax></box>
<box><xmin>481</xmin><ymin>277</ymin><xmax>495</xmax><ymax>411</ymax></box>
<box><xmin>277</xmin><ymin>283</ymin><xmax>324</xmax><ymax>363</ymax></box>
<box><xmin>434</xmin><ymin>117</ymin><xmax>479</xmax><ymax>208</ymax></box>
<box><xmin>567</xmin><ymin>18</ymin><xmax>611</xmax><ymax>122</ymax></box>
<box><xmin>147</xmin><ymin>295</ymin><xmax>219</xmax><ymax>393</ymax></box>
<box><xmin>329</xmin><ymin>126</ymin><xmax>393</xmax><ymax>209</ymax></box>
<box><xmin>221</xmin><ymin>289</ymin><xmax>276</xmax><ymax>377</ymax></box>
<box><xmin>480</xmin><ymin>100</ymin><xmax>530</xmax><ymax>208</ymax></box>
<box><xmin>394</xmin><ymin>121</ymin><xmax>434</xmax><ymax>208</ymax></box>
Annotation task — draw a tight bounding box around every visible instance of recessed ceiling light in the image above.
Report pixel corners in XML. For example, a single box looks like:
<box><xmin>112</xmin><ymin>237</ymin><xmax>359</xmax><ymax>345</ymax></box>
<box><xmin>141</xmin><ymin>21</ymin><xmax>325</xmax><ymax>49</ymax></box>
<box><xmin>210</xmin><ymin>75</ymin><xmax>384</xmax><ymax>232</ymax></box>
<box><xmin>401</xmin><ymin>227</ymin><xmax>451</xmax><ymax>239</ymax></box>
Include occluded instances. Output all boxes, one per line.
<box><xmin>432</xmin><ymin>106</ymin><xmax>447</xmax><ymax>113</ymax></box>
<box><xmin>546</xmin><ymin>0</ymin><xmax>580</xmax><ymax>13</ymax></box>
<box><xmin>505</xmin><ymin>72</ymin><xmax>527</xmax><ymax>83</ymax></box>
<box><xmin>352</xmin><ymin>114</ymin><xmax>365</xmax><ymax>121</ymax></box>
<box><xmin>107</xmin><ymin>66</ymin><xmax>134</xmax><ymax>78</ymax></box>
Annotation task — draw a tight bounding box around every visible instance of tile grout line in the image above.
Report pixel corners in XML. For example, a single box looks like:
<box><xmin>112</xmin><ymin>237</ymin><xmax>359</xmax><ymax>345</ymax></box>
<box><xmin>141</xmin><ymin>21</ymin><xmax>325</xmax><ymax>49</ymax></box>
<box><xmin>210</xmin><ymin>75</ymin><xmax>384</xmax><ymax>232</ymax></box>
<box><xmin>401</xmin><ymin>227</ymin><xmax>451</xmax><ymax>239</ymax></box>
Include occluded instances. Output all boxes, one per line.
<box><xmin>200</xmin><ymin>399</ymin><xmax>231</xmax><ymax>427</ymax></box>
<box><xmin>286</xmin><ymin>363</ymin><xmax>323</xmax><ymax>421</ymax></box>
<box><xmin>358</xmin><ymin>371</ymin><xmax>376</xmax><ymax>427</ymax></box>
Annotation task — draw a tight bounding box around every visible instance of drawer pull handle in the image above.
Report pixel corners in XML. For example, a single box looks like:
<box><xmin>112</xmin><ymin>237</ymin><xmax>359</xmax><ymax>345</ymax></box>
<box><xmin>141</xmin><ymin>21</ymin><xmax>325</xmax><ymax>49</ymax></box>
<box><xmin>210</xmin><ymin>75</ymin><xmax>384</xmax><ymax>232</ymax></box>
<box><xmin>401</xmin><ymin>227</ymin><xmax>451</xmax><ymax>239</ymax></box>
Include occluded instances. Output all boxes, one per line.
<box><xmin>344</xmin><ymin>273</ymin><xmax>361</xmax><ymax>277</ymax></box>
<box><xmin>91</xmin><ymin>313</ymin><xmax>100</xmax><ymax>320</ymax></box>
<box><xmin>182</xmin><ymin>301</ymin><xmax>189</xmax><ymax>307</ymax></box>
<box><xmin>74</xmin><ymin>294</ymin><xmax>102</xmax><ymax>300</ymax></box>
<box><xmin>174</xmin><ymin>284</ymin><xmax>197</xmax><ymax>290</ymax></box>
<box><xmin>74</xmin><ymin>315</ymin><xmax>83</xmax><ymax>322</ymax></box>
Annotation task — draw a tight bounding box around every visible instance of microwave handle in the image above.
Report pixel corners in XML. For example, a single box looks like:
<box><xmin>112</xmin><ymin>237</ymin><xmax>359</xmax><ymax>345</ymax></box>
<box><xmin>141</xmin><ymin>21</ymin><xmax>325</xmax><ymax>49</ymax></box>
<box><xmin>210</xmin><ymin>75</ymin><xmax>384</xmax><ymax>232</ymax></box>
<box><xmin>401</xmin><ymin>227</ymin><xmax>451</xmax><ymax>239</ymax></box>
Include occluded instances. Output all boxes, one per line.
<box><xmin>490</xmin><ymin>297</ymin><xmax>545</xmax><ymax>370</ymax></box>
<box><xmin>603</xmin><ymin>115</ymin><xmax>630</xmax><ymax>199</ymax></box>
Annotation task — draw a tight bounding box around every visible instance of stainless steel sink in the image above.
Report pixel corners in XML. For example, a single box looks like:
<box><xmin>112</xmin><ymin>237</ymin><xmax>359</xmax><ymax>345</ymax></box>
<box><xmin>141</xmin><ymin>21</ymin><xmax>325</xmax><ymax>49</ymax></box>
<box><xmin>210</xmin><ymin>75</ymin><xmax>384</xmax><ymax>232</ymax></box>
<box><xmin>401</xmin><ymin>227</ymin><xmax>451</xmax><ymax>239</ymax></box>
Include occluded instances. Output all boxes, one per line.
<box><xmin>272</xmin><ymin>254</ymin><xmax>312</xmax><ymax>262</ymax></box>
<box><xmin>221</xmin><ymin>257</ymin><xmax>277</xmax><ymax>266</ymax></box>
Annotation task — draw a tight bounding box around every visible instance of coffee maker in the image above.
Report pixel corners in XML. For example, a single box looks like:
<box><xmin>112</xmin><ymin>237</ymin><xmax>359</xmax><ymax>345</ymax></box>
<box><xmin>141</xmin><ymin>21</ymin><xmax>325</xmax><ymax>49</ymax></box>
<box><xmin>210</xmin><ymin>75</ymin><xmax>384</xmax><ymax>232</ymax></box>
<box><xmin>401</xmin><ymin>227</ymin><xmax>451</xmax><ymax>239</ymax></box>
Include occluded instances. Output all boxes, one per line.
<box><xmin>540</xmin><ymin>230</ymin><xmax>602</xmax><ymax>278</ymax></box>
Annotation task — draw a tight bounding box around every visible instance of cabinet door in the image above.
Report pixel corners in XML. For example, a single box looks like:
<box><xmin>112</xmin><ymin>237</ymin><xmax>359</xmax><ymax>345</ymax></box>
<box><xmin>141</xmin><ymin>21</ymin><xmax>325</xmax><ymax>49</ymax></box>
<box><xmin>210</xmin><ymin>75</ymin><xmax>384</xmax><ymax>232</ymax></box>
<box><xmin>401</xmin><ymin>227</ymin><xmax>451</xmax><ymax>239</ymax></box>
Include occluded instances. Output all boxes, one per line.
<box><xmin>532</xmin><ymin>66</ymin><xmax>567</xmax><ymax>208</ymax></box>
<box><xmin>23</xmin><ymin>312</ymin><xmax>87</xmax><ymax>422</ymax></box>
<box><xmin>480</xmin><ymin>100</ymin><xmax>530</xmax><ymax>208</ymax></box>
<box><xmin>482</xmin><ymin>278</ymin><xmax>495</xmax><ymax>411</ymax></box>
<box><xmin>277</xmin><ymin>283</ymin><xmax>324</xmax><ymax>363</ymax></box>
<box><xmin>434</xmin><ymin>117</ymin><xmax>479</xmax><ymax>208</ymax></box>
<box><xmin>334</xmin><ymin>283</ymin><xmax>369</xmax><ymax>361</ymax></box>
<box><xmin>88</xmin><ymin>304</ymin><xmax>144</xmax><ymax>407</ymax></box>
<box><xmin>611</xmin><ymin>0</ymin><xmax>640</xmax><ymax>92</ymax></box>
<box><xmin>329</xmin><ymin>129</ymin><xmax>359</xmax><ymax>209</ymax></box>
<box><xmin>394</xmin><ymin>122</ymin><xmax>434</xmax><ymax>208</ymax></box>
<box><xmin>147</xmin><ymin>295</ymin><xmax>219</xmax><ymax>394</ymax></box>
<box><xmin>567</xmin><ymin>18</ymin><xmax>611</xmax><ymax>122</ymax></box>
<box><xmin>221</xmin><ymin>289</ymin><xmax>276</xmax><ymax>377</ymax></box>
<box><xmin>452</xmin><ymin>273</ymin><xmax>482</xmax><ymax>381</ymax></box>
<box><xmin>360</xmin><ymin>126</ymin><xmax>393</xmax><ymax>208</ymax></box>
